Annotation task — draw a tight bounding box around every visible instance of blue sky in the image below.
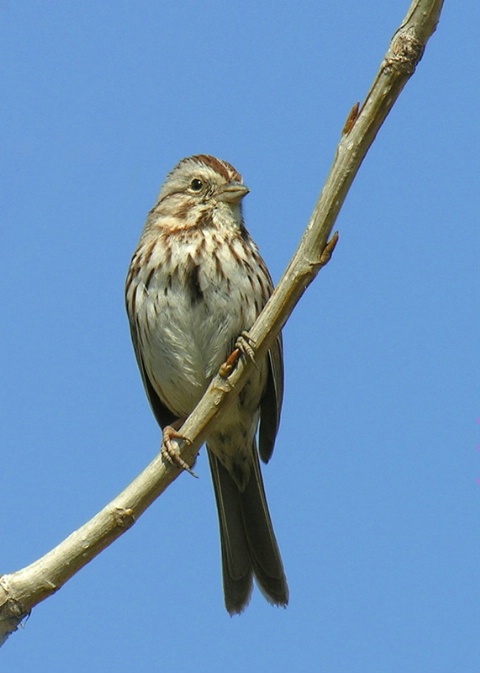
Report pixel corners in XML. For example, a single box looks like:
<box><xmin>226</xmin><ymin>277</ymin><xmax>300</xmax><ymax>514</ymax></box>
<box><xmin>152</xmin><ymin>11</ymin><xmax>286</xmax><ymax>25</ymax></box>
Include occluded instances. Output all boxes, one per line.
<box><xmin>2</xmin><ymin>2</ymin><xmax>479</xmax><ymax>671</ymax></box>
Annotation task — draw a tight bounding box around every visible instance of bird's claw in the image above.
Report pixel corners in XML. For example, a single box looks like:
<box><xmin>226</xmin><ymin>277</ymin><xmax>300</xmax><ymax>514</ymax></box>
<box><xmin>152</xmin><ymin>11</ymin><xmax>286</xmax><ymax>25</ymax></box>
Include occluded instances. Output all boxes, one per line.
<box><xmin>161</xmin><ymin>426</ymin><xmax>198</xmax><ymax>478</ymax></box>
<box><xmin>235</xmin><ymin>331</ymin><xmax>257</xmax><ymax>364</ymax></box>
<box><xmin>219</xmin><ymin>331</ymin><xmax>258</xmax><ymax>378</ymax></box>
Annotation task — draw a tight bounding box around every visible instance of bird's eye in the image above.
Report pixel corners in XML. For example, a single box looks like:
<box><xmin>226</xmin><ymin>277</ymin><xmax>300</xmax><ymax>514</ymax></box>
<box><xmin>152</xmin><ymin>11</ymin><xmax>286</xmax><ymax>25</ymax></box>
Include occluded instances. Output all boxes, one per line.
<box><xmin>190</xmin><ymin>178</ymin><xmax>203</xmax><ymax>192</ymax></box>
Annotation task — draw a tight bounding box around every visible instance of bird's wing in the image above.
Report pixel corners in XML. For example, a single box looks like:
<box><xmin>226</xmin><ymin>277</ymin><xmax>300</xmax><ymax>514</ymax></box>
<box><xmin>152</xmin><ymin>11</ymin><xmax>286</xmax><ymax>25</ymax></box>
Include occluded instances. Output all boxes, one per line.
<box><xmin>259</xmin><ymin>332</ymin><xmax>284</xmax><ymax>463</ymax></box>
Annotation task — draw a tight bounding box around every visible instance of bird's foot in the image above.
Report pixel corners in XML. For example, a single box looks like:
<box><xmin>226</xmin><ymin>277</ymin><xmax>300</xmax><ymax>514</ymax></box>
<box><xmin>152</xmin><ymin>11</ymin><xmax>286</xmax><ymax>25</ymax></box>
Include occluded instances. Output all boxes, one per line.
<box><xmin>219</xmin><ymin>331</ymin><xmax>258</xmax><ymax>378</ymax></box>
<box><xmin>161</xmin><ymin>425</ymin><xmax>198</xmax><ymax>478</ymax></box>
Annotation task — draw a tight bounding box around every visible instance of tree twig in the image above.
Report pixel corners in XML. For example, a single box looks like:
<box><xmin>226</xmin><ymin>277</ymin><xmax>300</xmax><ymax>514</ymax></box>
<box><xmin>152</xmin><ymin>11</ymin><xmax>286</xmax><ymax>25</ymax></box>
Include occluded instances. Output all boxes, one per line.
<box><xmin>0</xmin><ymin>0</ymin><xmax>444</xmax><ymax>646</ymax></box>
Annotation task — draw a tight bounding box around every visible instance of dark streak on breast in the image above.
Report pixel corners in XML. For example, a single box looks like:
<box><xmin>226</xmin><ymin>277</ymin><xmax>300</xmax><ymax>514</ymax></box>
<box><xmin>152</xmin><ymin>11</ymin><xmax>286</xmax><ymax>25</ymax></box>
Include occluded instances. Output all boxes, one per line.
<box><xmin>238</xmin><ymin>221</ymin><xmax>250</xmax><ymax>241</ymax></box>
<box><xmin>143</xmin><ymin>240</ymin><xmax>156</xmax><ymax>266</ymax></box>
<box><xmin>186</xmin><ymin>259</ymin><xmax>203</xmax><ymax>305</ymax></box>
<box><xmin>145</xmin><ymin>267</ymin><xmax>155</xmax><ymax>291</ymax></box>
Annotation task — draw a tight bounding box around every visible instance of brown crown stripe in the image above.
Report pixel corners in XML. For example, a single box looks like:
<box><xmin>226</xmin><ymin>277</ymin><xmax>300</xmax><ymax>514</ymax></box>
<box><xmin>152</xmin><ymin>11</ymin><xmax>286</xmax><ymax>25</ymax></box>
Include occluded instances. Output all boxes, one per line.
<box><xmin>178</xmin><ymin>154</ymin><xmax>243</xmax><ymax>184</ymax></box>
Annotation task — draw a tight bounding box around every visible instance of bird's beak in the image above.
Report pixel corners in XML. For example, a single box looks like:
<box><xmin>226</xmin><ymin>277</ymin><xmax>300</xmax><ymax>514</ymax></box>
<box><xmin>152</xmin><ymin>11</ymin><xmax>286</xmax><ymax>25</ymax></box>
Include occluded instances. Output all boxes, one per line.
<box><xmin>216</xmin><ymin>182</ymin><xmax>250</xmax><ymax>205</ymax></box>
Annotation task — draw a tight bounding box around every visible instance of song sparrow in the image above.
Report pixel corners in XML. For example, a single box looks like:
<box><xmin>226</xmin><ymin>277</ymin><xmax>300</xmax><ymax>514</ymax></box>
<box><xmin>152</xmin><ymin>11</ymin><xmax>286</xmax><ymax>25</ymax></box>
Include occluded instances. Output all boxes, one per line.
<box><xmin>125</xmin><ymin>154</ymin><xmax>288</xmax><ymax>614</ymax></box>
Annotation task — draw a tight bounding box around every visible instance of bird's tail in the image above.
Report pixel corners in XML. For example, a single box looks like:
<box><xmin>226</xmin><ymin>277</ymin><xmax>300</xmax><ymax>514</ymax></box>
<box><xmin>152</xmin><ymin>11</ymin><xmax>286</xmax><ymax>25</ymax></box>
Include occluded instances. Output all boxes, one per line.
<box><xmin>207</xmin><ymin>447</ymin><xmax>289</xmax><ymax>615</ymax></box>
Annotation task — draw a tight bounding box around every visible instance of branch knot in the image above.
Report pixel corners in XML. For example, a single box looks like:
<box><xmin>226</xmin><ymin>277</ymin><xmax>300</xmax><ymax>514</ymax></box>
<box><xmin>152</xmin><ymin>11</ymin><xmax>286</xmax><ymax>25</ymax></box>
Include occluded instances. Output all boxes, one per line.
<box><xmin>388</xmin><ymin>31</ymin><xmax>425</xmax><ymax>75</ymax></box>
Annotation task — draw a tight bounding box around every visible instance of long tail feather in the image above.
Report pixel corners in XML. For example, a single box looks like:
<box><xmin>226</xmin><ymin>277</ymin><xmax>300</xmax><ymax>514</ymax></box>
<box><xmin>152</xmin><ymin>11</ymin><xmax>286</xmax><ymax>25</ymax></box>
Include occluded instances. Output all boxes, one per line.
<box><xmin>207</xmin><ymin>447</ymin><xmax>288</xmax><ymax>614</ymax></box>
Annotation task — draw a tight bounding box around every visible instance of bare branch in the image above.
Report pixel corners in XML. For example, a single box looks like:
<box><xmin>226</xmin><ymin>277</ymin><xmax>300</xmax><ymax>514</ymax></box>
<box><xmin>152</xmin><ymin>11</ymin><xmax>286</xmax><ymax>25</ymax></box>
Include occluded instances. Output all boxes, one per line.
<box><xmin>0</xmin><ymin>0</ymin><xmax>444</xmax><ymax>646</ymax></box>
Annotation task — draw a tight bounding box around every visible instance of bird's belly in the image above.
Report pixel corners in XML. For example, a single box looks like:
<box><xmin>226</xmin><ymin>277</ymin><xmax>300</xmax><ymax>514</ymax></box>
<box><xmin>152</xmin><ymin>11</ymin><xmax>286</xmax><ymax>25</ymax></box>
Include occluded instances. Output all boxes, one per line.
<box><xmin>138</xmin><ymin>281</ymin><xmax>248</xmax><ymax>418</ymax></box>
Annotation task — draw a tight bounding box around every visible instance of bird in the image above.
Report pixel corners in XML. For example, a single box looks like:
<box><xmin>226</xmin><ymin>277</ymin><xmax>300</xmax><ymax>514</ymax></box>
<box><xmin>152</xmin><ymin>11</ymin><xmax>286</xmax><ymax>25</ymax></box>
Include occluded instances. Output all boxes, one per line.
<box><xmin>125</xmin><ymin>154</ymin><xmax>288</xmax><ymax>614</ymax></box>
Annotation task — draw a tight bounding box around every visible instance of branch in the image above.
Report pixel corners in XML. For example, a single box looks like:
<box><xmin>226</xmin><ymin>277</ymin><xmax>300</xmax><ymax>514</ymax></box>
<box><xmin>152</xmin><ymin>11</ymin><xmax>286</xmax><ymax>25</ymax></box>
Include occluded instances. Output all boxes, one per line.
<box><xmin>0</xmin><ymin>0</ymin><xmax>444</xmax><ymax>646</ymax></box>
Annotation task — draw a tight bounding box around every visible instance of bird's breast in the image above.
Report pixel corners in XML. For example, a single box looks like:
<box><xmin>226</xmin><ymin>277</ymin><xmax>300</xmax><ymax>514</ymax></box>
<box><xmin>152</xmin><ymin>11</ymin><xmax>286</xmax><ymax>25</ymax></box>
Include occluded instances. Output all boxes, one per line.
<box><xmin>133</xmin><ymin>233</ymin><xmax>264</xmax><ymax>417</ymax></box>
